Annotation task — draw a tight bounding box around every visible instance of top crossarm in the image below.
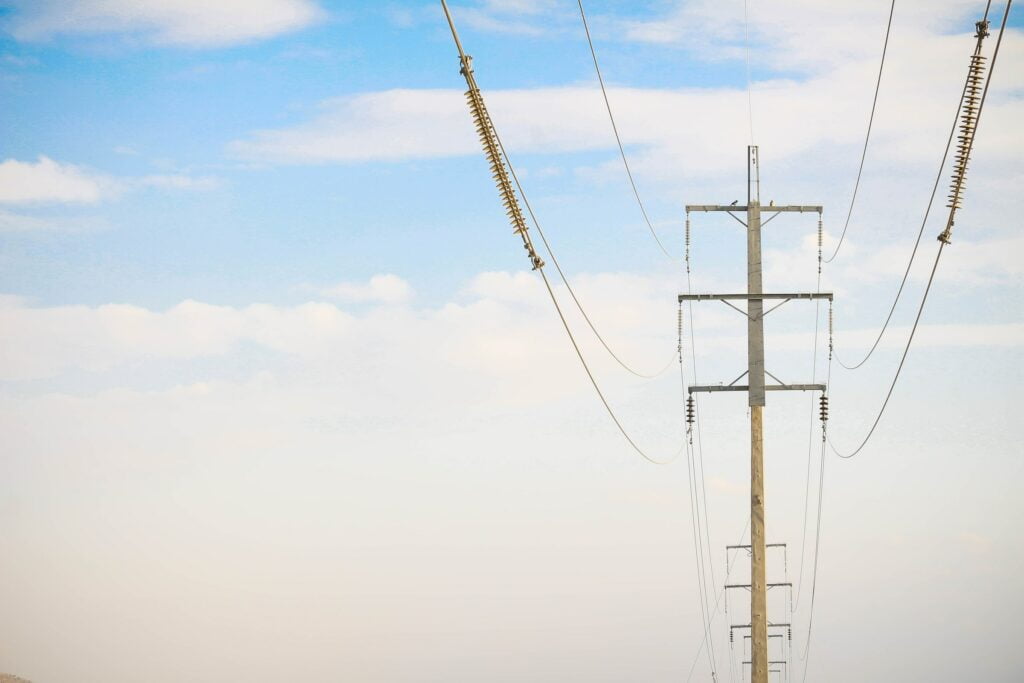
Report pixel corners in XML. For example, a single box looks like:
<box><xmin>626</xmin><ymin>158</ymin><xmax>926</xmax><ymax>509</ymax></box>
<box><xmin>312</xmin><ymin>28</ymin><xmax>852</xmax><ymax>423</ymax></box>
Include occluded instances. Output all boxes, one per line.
<box><xmin>686</xmin><ymin>204</ymin><xmax>822</xmax><ymax>213</ymax></box>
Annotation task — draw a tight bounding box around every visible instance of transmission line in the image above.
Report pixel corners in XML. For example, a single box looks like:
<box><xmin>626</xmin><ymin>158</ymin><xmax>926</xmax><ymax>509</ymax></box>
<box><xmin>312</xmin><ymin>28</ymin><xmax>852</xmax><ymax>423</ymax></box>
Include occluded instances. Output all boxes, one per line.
<box><xmin>576</xmin><ymin>0</ymin><xmax>677</xmax><ymax>259</ymax></box>
<box><xmin>823</xmin><ymin>0</ymin><xmax>896</xmax><ymax>264</ymax></box>
<box><xmin>798</xmin><ymin>424</ymin><xmax>829</xmax><ymax>680</ymax></box>
<box><xmin>441</xmin><ymin>0</ymin><xmax>683</xmax><ymax>465</ymax></box>
<box><xmin>832</xmin><ymin>19</ymin><xmax>975</xmax><ymax>370</ymax></box>
<box><xmin>685</xmin><ymin>522</ymin><xmax>751</xmax><ymax>683</ymax></box>
<box><xmin>501</xmin><ymin>126</ymin><xmax>684</xmax><ymax>465</ymax></box>
<box><xmin>680</xmin><ymin>264</ymin><xmax>721</xmax><ymax>680</ymax></box>
<box><xmin>829</xmin><ymin>0</ymin><xmax>1009</xmax><ymax>459</ymax></box>
<box><xmin>528</xmin><ymin>199</ymin><xmax>678</xmax><ymax>378</ymax></box>
<box><xmin>803</xmin><ymin>8</ymin><xmax>1007</xmax><ymax>658</ymax></box>
<box><xmin>684</xmin><ymin>210</ymin><xmax>727</xmax><ymax>678</ymax></box>
<box><xmin>794</xmin><ymin>217</ymin><xmax>825</xmax><ymax>612</ymax></box>
<box><xmin>683</xmin><ymin>353</ymin><xmax>720</xmax><ymax>679</ymax></box>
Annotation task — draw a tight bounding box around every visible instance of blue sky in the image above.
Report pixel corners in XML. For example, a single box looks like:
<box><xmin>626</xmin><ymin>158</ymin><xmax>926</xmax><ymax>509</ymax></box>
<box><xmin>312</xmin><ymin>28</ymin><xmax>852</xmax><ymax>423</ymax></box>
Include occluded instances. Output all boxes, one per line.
<box><xmin>0</xmin><ymin>1</ymin><xmax>1022</xmax><ymax>681</ymax></box>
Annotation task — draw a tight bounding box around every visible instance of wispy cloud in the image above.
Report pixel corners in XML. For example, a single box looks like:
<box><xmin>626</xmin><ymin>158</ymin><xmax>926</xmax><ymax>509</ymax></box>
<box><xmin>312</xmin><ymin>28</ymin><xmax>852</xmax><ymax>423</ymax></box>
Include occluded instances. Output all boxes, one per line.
<box><xmin>5</xmin><ymin>0</ymin><xmax>325</xmax><ymax>47</ymax></box>
<box><xmin>227</xmin><ymin>26</ymin><xmax>1023</xmax><ymax>177</ymax></box>
<box><xmin>2</xmin><ymin>269</ymin><xmax>1017</xmax><ymax>384</ymax></box>
<box><xmin>0</xmin><ymin>156</ymin><xmax>221</xmax><ymax>209</ymax></box>
<box><xmin>0</xmin><ymin>156</ymin><xmax>114</xmax><ymax>204</ymax></box>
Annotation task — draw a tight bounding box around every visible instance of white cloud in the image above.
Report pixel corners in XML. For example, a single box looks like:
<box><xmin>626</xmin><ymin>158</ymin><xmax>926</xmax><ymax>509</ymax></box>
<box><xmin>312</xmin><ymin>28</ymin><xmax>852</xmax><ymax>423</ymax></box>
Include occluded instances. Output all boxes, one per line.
<box><xmin>0</xmin><ymin>156</ymin><xmax>113</xmax><ymax>204</ymax></box>
<box><xmin>618</xmin><ymin>0</ymin><xmax>982</xmax><ymax>73</ymax></box>
<box><xmin>1</xmin><ymin>269</ymin><xmax>1018</xmax><ymax>385</ymax></box>
<box><xmin>0</xmin><ymin>157</ymin><xmax>222</xmax><ymax>211</ymax></box>
<box><xmin>6</xmin><ymin>0</ymin><xmax>325</xmax><ymax>47</ymax></box>
<box><xmin>0</xmin><ymin>271</ymin><xmax>1020</xmax><ymax>683</ymax></box>
<box><xmin>320</xmin><ymin>274</ymin><xmax>413</xmax><ymax>305</ymax></box>
<box><xmin>0</xmin><ymin>298</ymin><xmax>356</xmax><ymax>381</ymax></box>
<box><xmin>228</xmin><ymin>30</ymin><xmax>1023</xmax><ymax>179</ymax></box>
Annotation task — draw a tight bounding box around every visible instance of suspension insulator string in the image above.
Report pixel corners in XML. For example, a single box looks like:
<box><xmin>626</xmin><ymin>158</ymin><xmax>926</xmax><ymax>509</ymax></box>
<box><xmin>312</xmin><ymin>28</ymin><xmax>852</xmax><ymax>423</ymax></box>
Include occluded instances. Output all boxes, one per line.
<box><xmin>685</xmin><ymin>211</ymin><xmax>692</xmax><ymax>274</ymax></box>
<box><xmin>817</xmin><ymin>213</ymin><xmax>823</xmax><ymax>275</ymax></box>
<box><xmin>685</xmin><ymin>395</ymin><xmax>696</xmax><ymax>443</ymax></box>
<box><xmin>678</xmin><ymin>300</ymin><xmax>684</xmax><ymax>361</ymax></box>
<box><xmin>459</xmin><ymin>58</ymin><xmax>545</xmax><ymax>269</ymax></box>
<box><xmin>939</xmin><ymin>18</ymin><xmax>990</xmax><ymax>245</ymax></box>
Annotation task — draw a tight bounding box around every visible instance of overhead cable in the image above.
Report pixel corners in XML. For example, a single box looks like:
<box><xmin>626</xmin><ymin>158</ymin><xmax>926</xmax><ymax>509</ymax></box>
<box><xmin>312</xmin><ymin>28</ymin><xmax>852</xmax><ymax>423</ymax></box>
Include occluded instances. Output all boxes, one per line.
<box><xmin>823</xmin><ymin>0</ymin><xmax>896</xmax><ymax>264</ymax></box>
<box><xmin>794</xmin><ymin>231</ymin><xmax>825</xmax><ymax>612</ymax></box>
<box><xmin>829</xmin><ymin>1</ymin><xmax>1008</xmax><ymax>459</ymax></box>
<box><xmin>832</xmin><ymin>17</ymin><xmax>976</xmax><ymax>370</ymax></box>
<box><xmin>442</xmin><ymin>0</ymin><xmax>682</xmax><ymax>465</ymax></box>
<box><xmin>685</xmin><ymin>522</ymin><xmax>751</xmax><ymax>683</ymax></box>
<box><xmin>682</xmin><ymin>354</ymin><xmax>720</xmax><ymax>679</ymax></box>
<box><xmin>798</xmin><ymin>430</ymin><xmax>828</xmax><ymax>679</ymax></box>
<box><xmin>576</xmin><ymin>0</ymin><xmax>677</xmax><ymax>259</ymax></box>
<box><xmin>528</xmin><ymin>204</ymin><xmax>677</xmax><ymax>378</ymax></box>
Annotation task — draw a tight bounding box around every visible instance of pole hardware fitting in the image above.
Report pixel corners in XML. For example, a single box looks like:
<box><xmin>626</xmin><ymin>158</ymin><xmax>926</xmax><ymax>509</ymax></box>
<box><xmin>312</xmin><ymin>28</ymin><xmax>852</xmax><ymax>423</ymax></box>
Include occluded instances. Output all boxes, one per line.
<box><xmin>939</xmin><ymin>15</ymin><xmax>991</xmax><ymax>244</ymax></box>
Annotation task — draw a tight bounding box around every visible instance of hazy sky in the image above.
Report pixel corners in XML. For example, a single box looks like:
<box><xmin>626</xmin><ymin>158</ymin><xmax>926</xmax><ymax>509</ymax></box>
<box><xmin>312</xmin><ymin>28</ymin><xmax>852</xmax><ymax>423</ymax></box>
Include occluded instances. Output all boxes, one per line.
<box><xmin>0</xmin><ymin>1</ymin><xmax>1022</xmax><ymax>681</ymax></box>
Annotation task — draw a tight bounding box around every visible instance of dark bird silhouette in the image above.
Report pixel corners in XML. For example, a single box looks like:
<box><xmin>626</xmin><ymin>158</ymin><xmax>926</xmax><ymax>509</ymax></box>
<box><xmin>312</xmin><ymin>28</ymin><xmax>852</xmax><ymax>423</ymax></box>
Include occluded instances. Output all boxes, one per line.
<box><xmin>730</xmin><ymin>199</ymin><xmax>738</xmax><ymax>206</ymax></box>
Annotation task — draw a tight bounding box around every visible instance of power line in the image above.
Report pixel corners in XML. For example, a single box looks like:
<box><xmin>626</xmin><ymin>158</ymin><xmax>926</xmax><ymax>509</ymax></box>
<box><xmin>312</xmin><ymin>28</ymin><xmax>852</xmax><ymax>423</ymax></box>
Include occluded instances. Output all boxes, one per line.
<box><xmin>455</xmin><ymin>0</ymin><xmax>677</xmax><ymax>379</ymax></box>
<box><xmin>682</xmin><ymin>271</ymin><xmax>722</xmax><ymax>679</ymax></box>
<box><xmin>794</xmin><ymin>233</ymin><xmax>825</xmax><ymax>612</ymax></box>
<box><xmin>829</xmin><ymin>0</ymin><xmax>1009</xmax><ymax>459</ymax></box>
<box><xmin>683</xmin><ymin>365</ymin><xmax>720</xmax><ymax>679</ymax></box>
<box><xmin>686</xmin><ymin>522</ymin><xmax>751</xmax><ymax>683</ymax></box>
<box><xmin>684</xmin><ymin>211</ymin><xmax>727</xmax><ymax>679</ymax></box>
<box><xmin>798</xmin><ymin>427</ymin><xmax>828</xmax><ymax>680</ymax></box>
<box><xmin>576</xmin><ymin>0</ymin><xmax>677</xmax><ymax>259</ymax></box>
<box><xmin>832</xmin><ymin>18</ymin><xmax>975</xmax><ymax>371</ymax></box>
<box><xmin>500</xmin><ymin>133</ymin><xmax>684</xmax><ymax>465</ymax></box>
<box><xmin>442</xmin><ymin>0</ymin><xmax>683</xmax><ymax>466</ymax></box>
<box><xmin>823</xmin><ymin>0</ymin><xmax>896</xmax><ymax>264</ymax></box>
<box><xmin>532</xmin><ymin>220</ymin><xmax>677</xmax><ymax>378</ymax></box>
<box><xmin>830</xmin><ymin>234</ymin><xmax>939</xmax><ymax>459</ymax></box>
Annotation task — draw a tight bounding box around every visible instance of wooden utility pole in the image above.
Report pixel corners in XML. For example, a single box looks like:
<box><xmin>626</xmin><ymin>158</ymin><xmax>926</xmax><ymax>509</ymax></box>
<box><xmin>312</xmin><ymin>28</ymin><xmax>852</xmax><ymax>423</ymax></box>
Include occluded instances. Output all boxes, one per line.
<box><xmin>682</xmin><ymin>146</ymin><xmax>828</xmax><ymax>682</ymax></box>
<box><xmin>746</xmin><ymin>146</ymin><xmax>768</xmax><ymax>683</ymax></box>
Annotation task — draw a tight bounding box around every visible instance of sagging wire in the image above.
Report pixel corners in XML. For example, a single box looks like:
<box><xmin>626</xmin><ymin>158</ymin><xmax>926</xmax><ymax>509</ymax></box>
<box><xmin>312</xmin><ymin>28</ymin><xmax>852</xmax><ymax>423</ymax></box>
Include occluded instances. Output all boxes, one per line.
<box><xmin>441</xmin><ymin>0</ymin><xmax>683</xmax><ymax>465</ymax></box>
<box><xmin>794</xmin><ymin>211</ymin><xmax>825</xmax><ymax>613</ymax></box>
<box><xmin>831</xmin><ymin>1</ymin><xmax>992</xmax><ymax>371</ymax></box>
<box><xmin>823</xmin><ymin>0</ymin><xmax>896</xmax><ymax>264</ymax></box>
<box><xmin>828</xmin><ymin>2</ymin><xmax>1008</xmax><ymax>460</ymax></box>
<box><xmin>811</xmin><ymin>18</ymin><xmax>1006</xmax><ymax>670</ymax></box>
<box><xmin>681</xmin><ymin>215</ymin><xmax>723</xmax><ymax>681</ymax></box>
<box><xmin>685</xmin><ymin>521</ymin><xmax>752</xmax><ymax>683</ymax></box>
<box><xmin>576</xmin><ymin>0</ymin><xmax>678</xmax><ymax>260</ymax></box>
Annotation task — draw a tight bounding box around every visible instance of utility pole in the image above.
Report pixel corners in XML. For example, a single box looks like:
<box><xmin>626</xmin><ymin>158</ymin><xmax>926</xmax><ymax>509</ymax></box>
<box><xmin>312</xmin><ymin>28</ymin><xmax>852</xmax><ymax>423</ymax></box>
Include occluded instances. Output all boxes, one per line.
<box><xmin>682</xmin><ymin>146</ymin><xmax>829</xmax><ymax>683</ymax></box>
